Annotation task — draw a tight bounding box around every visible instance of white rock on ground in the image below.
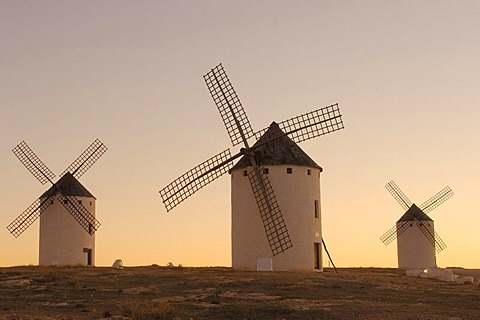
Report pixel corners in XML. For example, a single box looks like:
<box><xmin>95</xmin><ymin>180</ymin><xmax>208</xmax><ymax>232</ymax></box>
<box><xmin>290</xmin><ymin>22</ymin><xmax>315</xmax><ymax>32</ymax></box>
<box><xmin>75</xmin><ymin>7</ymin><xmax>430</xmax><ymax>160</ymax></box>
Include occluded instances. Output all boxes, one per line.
<box><xmin>406</xmin><ymin>267</ymin><xmax>479</xmax><ymax>284</ymax></box>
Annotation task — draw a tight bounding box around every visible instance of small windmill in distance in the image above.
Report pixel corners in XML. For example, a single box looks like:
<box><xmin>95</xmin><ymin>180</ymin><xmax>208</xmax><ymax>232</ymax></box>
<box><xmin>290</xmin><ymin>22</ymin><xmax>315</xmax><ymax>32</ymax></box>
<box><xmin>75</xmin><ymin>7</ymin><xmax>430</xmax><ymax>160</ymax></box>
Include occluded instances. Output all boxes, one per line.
<box><xmin>380</xmin><ymin>180</ymin><xmax>454</xmax><ymax>269</ymax></box>
<box><xmin>160</xmin><ymin>63</ymin><xmax>344</xmax><ymax>271</ymax></box>
<box><xmin>7</xmin><ymin>139</ymin><xmax>107</xmax><ymax>266</ymax></box>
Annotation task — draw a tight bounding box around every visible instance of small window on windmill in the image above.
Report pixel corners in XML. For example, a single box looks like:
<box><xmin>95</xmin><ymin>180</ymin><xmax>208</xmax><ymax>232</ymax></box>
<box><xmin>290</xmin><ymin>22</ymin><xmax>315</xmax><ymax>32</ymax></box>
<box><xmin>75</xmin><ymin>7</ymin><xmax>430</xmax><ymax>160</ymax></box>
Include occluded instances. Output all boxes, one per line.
<box><xmin>63</xmin><ymin>199</ymin><xmax>68</xmax><ymax>204</ymax></box>
<box><xmin>263</xmin><ymin>168</ymin><xmax>269</xmax><ymax>174</ymax></box>
<box><xmin>287</xmin><ymin>168</ymin><xmax>293</xmax><ymax>174</ymax></box>
<box><xmin>50</xmin><ymin>199</ymin><xmax>54</xmax><ymax>205</ymax></box>
<box><xmin>314</xmin><ymin>200</ymin><xmax>319</xmax><ymax>219</ymax></box>
<box><xmin>78</xmin><ymin>200</ymin><xmax>82</xmax><ymax>205</ymax></box>
<box><xmin>243</xmin><ymin>170</ymin><xmax>248</xmax><ymax>177</ymax></box>
<box><xmin>307</xmin><ymin>169</ymin><xmax>311</xmax><ymax>176</ymax></box>
<box><xmin>90</xmin><ymin>201</ymin><xmax>92</xmax><ymax>206</ymax></box>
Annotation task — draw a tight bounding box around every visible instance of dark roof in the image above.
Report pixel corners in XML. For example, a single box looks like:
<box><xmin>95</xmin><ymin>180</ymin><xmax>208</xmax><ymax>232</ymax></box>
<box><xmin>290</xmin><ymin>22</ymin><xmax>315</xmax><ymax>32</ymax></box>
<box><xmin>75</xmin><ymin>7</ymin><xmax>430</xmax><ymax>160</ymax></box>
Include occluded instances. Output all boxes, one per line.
<box><xmin>40</xmin><ymin>172</ymin><xmax>95</xmax><ymax>199</ymax></box>
<box><xmin>397</xmin><ymin>203</ymin><xmax>433</xmax><ymax>222</ymax></box>
<box><xmin>230</xmin><ymin>122</ymin><xmax>322</xmax><ymax>172</ymax></box>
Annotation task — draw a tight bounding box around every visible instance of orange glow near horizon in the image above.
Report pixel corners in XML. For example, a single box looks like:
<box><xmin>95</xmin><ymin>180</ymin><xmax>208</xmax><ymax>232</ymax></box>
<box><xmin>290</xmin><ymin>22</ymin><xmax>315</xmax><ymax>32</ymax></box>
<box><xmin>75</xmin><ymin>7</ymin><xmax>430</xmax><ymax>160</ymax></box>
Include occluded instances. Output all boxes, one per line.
<box><xmin>1</xmin><ymin>1</ymin><xmax>480</xmax><ymax>269</ymax></box>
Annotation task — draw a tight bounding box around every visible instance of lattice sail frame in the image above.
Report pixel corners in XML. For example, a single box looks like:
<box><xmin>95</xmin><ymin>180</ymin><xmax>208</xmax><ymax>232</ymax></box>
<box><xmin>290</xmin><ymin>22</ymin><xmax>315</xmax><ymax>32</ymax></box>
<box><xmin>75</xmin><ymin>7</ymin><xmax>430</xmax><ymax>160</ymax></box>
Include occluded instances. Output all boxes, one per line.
<box><xmin>204</xmin><ymin>64</ymin><xmax>254</xmax><ymax>147</ymax></box>
<box><xmin>380</xmin><ymin>221</ymin><xmax>447</xmax><ymax>253</ymax></box>
<box><xmin>61</xmin><ymin>138</ymin><xmax>108</xmax><ymax>179</ymax></box>
<box><xmin>385</xmin><ymin>181</ymin><xmax>412</xmax><ymax>211</ymax></box>
<box><xmin>255</xmin><ymin>104</ymin><xmax>344</xmax><ymax>144</ymax></box>
<box><xmin>379</xmin><ymin>222</ymin><xmax>411</xmax><ymax>245</ymax></box>
<box><xmin>12</xmin><ymin>141</ymin><xmax>56</xmax><ymax>185</ymax></box>
<box><xmin>160</xmin><ymin>149</ymin><xmax>235</xmax><ymax>212</ymax></box>
<box><xmin>7</xmin><ymin>196</ymin><xmax>53</xmax><ymax>238</ymax></box>
<box><xmin>8</xmin><ymin>139</ymin><xmax>107</xmax><ymax>237</ymax></box>
<box><xmin>58</xmin><ymin>194</ymin><xmax>101</xmax><ymax>235</ymax></box>
<box><xmin>247</xmin><ymin>165</ymin><xmax>293</xmax><ymax>255</ymax></box>
<box><xmin>419</xmin><ymin>186</ymin><xmax>454</xmax><ymax>214</ymax></box>
<box><xmin>416</xmin><ymin>221</ymin><xmax>447</xmax><ymax>253</ymax></box>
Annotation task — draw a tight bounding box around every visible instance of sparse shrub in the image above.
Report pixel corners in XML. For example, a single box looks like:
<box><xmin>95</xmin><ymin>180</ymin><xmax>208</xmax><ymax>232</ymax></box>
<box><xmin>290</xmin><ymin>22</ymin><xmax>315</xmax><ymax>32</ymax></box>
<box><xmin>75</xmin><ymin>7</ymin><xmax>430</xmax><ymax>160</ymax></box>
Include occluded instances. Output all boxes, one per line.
<box><xmin>121</xmin><ymin>300</ymin><xmax>174</xmax><ymax>319</ymax></box>
<box><xmin>209</xmin><ymin>290</ymin><xmax>220</xmax><ymax>304</ymax></box>
<box><xmin>37</xmin><ymin>271</ymin><xmax>57</xmax><ymax>283</ymax></box>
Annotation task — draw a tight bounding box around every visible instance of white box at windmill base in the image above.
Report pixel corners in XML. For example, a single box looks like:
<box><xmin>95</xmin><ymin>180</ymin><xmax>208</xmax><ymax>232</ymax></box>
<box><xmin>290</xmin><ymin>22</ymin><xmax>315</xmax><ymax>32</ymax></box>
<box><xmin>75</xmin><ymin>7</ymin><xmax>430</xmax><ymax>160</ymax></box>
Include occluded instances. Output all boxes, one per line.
<box><xmin>257</xmin><ymin>258</ymin><xmax>273</xmax><ymax>271</ymax></box>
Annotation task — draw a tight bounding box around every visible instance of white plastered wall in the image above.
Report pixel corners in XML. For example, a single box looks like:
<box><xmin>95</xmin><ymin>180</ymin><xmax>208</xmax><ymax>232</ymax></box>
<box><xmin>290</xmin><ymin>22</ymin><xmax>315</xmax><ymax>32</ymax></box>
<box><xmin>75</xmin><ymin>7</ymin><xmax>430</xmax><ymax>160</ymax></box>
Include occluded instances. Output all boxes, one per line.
<box><xmin>39</xmin><ymin>195</ymin><xmax>96</xmax><ymax>266</ymax></box>
<box><xmin>397</xmin><ymin>221</ymin><xmax>436</xmax><ymax>269</ymax></box>
<box><xmin>231</xmin><ymin>165</ymin><xmax>322</xmax><ymax>271</ymax></box>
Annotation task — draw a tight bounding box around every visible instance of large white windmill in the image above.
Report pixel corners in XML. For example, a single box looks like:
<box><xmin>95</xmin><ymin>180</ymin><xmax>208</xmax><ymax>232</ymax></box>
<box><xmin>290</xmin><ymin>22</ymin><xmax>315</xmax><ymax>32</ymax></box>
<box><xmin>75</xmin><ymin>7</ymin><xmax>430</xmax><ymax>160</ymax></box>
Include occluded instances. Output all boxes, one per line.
<box><xmin>380</xmin><ymin>181</ymin><xmax>454</xmax><ymax>269</ymax></box>
<box><xmin>7</xmin><ymin>139</ymin><xmax>107</xmax><ymax>266</ymax></box>
<box><xmin>160</xmin><ymin>64</ymin><xmax>344</xmax><ymax>271</ymax></box>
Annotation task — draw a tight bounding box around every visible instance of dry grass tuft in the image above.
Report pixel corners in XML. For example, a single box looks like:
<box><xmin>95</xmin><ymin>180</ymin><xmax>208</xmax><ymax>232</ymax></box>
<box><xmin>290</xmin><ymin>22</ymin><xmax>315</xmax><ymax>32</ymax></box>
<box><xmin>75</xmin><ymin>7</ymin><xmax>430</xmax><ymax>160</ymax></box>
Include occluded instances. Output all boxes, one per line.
<box><xmin>120</xmin><ymin>300</ymin><xmax>174</xmax><ymax>319</ymax></box>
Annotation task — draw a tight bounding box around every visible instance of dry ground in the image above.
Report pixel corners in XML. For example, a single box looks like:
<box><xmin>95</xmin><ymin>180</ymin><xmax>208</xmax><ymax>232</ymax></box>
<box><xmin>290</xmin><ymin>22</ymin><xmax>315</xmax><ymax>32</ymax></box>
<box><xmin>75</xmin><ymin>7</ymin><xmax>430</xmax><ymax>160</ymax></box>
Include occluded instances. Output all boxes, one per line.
<box><xmin>0</xmin><ymin>266</ymin><xmax>479</xmax><ymax>320</ymax></box>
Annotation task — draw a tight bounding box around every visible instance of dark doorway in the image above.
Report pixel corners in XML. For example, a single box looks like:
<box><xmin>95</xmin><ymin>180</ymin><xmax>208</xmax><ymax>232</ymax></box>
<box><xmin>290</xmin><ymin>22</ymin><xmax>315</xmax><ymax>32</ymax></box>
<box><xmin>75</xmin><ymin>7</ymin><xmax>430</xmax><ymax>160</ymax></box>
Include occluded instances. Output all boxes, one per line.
<box><xmin>314</xmin><ymin>242</ymin><xmax>321</xmax><ymax>270</ymax></box>
<box><xmin>83</xmin><ymin>248</ymin><xmax>92</xmax><ymax>266</ymax></box>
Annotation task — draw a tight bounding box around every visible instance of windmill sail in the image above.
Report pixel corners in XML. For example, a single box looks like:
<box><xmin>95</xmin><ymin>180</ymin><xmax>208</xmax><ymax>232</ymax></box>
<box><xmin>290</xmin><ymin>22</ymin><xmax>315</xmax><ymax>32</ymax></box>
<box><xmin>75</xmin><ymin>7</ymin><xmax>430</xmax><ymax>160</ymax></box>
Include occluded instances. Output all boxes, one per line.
<box><xmin>385</xmin><ymin>181</ymin><xmax>412</xmax><ymax>211</ymax></box>
<box><xmin>419</xmin><ymin>186</ymin><xmax>454</xmax><ymax>214</ymax></box>
<box><xmin>57</xmin><ymin>194</ymin><xmax>101</xmax><ymax>235</ymax></box>
<box><xmin>379</xmin><ymin>221</ymin><xmax>412</xmax><ymax>245</ymax></box>
<box><xmin>61</xmin><ymin>138</ymin><xmax>108</xmax><ymax>179</ymax></box>
<box><xmin>7</xmin><ymin>196</ymin><xmax>53</xmax><ymax>238</ymax></box>
<box><xmin>160</xmin><ymin>149</ymin><xmax>238</xmax><ymax>212</ymax></box>
<box><xmin>12</xmin><ymin>141</ymin><xmax>55</xmax><ymax>185</ymax></box>
<box><xmin>254</xmin><ymin>104</ymin><xmax>344</xmax><ymax>144</ymax></box>
<box><xmin>204</xmin><ymin>64</ymin><xmax>254</xmax><ymax>147</ymax></box>
<box><xmin>7</xmin><ymin>139</ymin><xmax>107</xmax><ymax>237</ymax></box>
<box><xmin>247</xmin><ymin>165</ymin><xmax>293</xmax><ymax>255</ymax></box>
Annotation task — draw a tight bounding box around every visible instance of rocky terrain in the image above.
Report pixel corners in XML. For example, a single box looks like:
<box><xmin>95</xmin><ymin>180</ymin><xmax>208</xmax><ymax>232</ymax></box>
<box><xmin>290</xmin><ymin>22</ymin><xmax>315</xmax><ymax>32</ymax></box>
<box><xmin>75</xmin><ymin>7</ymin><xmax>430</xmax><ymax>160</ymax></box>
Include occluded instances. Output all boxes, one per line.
<box><xmin>0</xmin><ymin>266</ymin><xmax>479</xmax><ymax>319</ymax></box>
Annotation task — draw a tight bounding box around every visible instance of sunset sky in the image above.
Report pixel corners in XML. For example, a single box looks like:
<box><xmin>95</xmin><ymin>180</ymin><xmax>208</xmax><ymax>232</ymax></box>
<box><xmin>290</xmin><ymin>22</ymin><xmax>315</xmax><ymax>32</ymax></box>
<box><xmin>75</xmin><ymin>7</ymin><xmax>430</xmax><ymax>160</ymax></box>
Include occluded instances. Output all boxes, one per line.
<box><xmin>1</xmin><ymin>1</ymin><xmax>479</xmax><ymax>268</ymax></box>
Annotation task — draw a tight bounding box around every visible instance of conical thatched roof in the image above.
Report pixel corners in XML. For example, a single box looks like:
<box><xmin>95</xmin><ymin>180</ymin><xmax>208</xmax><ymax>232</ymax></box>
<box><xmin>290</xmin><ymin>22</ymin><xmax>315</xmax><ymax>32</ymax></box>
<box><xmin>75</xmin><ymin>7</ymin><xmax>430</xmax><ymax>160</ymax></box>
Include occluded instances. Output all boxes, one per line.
<box><xmin>397</xmin><ymin>203</ymin><xmax>433</xmax><ymax>222</ymax></box>
<box><xmin>40</xmin><ymin>172</ymin><xmax>95</xmax><ymax>199</ymax></box>
<box><xmin>230</xmin><ymin>122</ymin><xmax>322</xmax><ymax>171</ymax></box>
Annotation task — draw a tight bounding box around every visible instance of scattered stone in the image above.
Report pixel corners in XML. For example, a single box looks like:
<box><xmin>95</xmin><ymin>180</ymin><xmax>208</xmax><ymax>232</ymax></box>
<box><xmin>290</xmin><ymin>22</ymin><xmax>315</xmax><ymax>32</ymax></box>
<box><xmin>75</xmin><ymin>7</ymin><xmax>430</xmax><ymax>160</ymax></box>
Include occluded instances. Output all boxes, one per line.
<box><xmin>122</xmin><ymin>286</ymin><xmax>153</xmax><ymax>295</ymax></box>
<box><xmin>42</xmin><ymin>302</ymin><xmax>69</xmax><ymax>307</ymax></box>
<box><xmin>243</xmin><ymin>292</ymin><xmax>282</xmax><ymax>300</ymax></box>
<box><xmin>406</xmin><ymin>267</ymin><xmax>476</xmax><ymax>285</ymax></box>
<box><xmin>456</xmin><ymin>276</ymin><xmax>474</xmax><ymax>285</ymax></box>
<box><xmin>406</xmin><ymin>269</ymin><xmax>423</xmax><ymax>278</ymax></box>
<box><xmin>221</xmin><ymin>290</ymin><xmax>239</xmax><ymax>298</ymax></box>
<box><xmin>112</xmin><ymin>259</ymin><xmax>124</xmax><ymax>269</ymax></box>
<box><xmin>152</xmin><ymin>295</ymin><xmax>187</xmax><ymax>303</ymax></box>
<box><xmin>0</xmin><ymin>279</ymin><xmax>32</xmax><ymax>287</ymax></box>
<box><xmin>166</xmin><ymin>262</ymin><xmax>174</xmax><ymax>268</ymax></box>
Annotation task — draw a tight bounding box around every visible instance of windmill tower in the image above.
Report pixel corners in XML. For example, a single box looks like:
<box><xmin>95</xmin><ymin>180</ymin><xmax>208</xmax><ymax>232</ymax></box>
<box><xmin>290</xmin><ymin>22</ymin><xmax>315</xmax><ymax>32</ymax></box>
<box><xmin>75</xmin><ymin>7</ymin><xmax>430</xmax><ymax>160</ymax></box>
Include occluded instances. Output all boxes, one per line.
<box><xmin>160</xmin><ymin>64</ymin><xmax>344</xmax><ymax>271</ymax></box>
<box><xmin>7</xmin><ymin>139</ymin><xmax>107</xmax><ymax>266</ymax></box>
<box><xmin>380</xmin><ymin>181</ymin><xmax>454</xmax><ymax>269</ymax></box>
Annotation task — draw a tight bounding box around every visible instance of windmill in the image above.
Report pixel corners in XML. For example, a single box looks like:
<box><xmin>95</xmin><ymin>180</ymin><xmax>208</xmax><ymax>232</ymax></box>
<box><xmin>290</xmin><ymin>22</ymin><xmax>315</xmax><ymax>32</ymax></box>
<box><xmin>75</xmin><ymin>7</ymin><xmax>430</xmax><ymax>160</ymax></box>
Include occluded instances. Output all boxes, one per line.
<box><xmin>380</xmin><ymin>180</ymin><xmax>454</xmax><ymax>269</ymax></box>
<box><xmin>7</xmin><ymin>139</ymin><xmax>107</xmax><ymax>266</ymax></box>
<box><xmin>160</xmin><ymin>63</ymin><xmax>344</xmax><ymax>271</ymax></box>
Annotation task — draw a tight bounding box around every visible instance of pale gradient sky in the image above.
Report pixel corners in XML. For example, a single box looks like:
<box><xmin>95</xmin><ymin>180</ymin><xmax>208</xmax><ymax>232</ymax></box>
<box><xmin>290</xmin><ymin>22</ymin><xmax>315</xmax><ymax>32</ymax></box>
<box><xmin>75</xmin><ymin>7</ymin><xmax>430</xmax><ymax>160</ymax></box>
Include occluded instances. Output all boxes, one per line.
<box><xmin>1</xmin><ymin>1</ymin><xmax>479</xmax><ymax>268</ymax></box>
